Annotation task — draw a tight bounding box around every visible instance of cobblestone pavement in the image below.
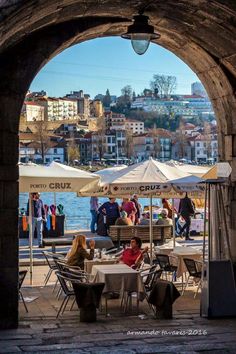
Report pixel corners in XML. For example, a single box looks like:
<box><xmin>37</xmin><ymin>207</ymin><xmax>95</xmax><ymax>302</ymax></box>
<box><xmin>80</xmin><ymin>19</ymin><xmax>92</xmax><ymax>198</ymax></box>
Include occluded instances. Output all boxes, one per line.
<box><xmin>1</xmin><ymin>266</ymin><xmax>236</xmax><ymax>353</ymax></box>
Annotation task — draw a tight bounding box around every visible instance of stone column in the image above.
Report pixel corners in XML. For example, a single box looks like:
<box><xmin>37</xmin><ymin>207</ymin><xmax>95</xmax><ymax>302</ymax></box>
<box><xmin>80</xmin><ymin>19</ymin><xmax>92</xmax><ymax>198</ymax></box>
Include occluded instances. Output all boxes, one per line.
<box><xmin>0</xmin><ymin>97</ymin><xmax>21</xmax><ymax>329</ymax></box>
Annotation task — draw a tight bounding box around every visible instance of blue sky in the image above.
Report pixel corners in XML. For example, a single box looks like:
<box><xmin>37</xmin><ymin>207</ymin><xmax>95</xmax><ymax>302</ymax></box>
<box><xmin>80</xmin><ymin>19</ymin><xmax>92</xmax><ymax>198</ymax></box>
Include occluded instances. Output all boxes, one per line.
<box><xmin>30</xmin><ymin>37</ymin><xmax>199</xmax><ymax>99</ymax></box>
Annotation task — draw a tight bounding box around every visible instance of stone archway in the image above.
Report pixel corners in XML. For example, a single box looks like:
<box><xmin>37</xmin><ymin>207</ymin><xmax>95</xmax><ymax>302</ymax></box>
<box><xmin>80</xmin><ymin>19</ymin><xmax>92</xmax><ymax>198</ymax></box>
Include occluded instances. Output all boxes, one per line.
<box><xmin>1</xmin><ymin>0</ymin><xmax>236</xmax><ymax>328</ymax></box>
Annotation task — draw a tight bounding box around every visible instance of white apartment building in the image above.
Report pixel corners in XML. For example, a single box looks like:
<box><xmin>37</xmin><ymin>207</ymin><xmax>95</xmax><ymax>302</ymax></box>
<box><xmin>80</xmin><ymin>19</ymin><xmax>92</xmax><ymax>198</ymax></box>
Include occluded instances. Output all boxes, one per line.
<box><xmin>22</xmin><ymin>102</ymin><xmax>44</xmax><ymax>121</ymax></box>
<box><xmin>194</xmin><ymin>134</ymin><xmax>218</xmax><ymax>163</ymax></box>
<box><xmin>19</xmin><ymin>142</ymin><xmax>65</xmax><ymax>163</ymax></box>
<box><xmin>36</xmin><ymin>97</ymin><xmax>77</xmax><ymax>121</ymax></box>
<box><xmin>125</xmin><ymin>119</ymin><xmax>144</xmax><ymax>134</ymax></box>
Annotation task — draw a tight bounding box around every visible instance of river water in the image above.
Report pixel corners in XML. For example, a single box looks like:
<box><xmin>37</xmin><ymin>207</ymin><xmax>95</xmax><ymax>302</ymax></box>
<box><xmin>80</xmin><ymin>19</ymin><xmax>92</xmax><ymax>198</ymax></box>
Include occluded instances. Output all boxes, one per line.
<box><xmin>19</xmin><ymin>193</ymin><xmax>161</xmax><ymax>230</ymax></box>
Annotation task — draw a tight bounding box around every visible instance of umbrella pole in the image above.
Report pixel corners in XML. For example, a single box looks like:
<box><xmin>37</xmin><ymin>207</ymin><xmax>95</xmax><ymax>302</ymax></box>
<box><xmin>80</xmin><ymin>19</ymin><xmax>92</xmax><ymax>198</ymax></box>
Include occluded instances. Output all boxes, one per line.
<box><xmin>150</xmin><ymin>195</ymin><xmax>153</xmax><ymax>265</ymax></box>
<box><xmin>172</xmin><ymin>199</ymin><xmax>175</xmax><ymax>247</ymax></box>
<box><xmin>29</xmin><ymin>193</ymin><xmax>33</xmax><ymax>285</ymax></box>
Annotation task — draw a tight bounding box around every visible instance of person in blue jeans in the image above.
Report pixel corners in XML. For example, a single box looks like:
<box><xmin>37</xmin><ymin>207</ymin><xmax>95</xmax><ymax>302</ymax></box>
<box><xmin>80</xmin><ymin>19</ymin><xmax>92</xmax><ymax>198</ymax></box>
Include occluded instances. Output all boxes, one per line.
<box><xmin>90</xmin><ymin>196</ymin><xmax>99</xmax><ymax>233</ymax></box>
<box><xmin>98</xmin><ymin>197</ymin><xmax>120</xmax><ymax>234</ymax></box>
<box><xmin>27</xmin><ymin>192</ymin><xmax>46</xmax><ymax>248</ymax></box>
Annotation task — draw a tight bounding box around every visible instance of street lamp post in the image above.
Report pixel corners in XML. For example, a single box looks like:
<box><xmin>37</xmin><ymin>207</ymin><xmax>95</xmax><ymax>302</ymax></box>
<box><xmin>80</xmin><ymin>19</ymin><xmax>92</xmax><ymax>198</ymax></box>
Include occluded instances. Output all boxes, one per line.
<box><xmin>161</xmin><ymin>143</ymin><xmax>164</xmax><ymax>162</ymax></box>
<box><xmin>116</xmin><ymin>132</ymin><xmax>119</xmax><ymax>165</ymax></box>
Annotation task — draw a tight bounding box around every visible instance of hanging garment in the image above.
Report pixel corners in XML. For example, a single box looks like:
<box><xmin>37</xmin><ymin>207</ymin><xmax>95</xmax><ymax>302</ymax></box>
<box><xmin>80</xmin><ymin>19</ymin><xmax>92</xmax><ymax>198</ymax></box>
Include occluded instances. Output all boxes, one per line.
<box><xmin>22</xmin><ymin>215</ymin><xmax>28</xmax><ymax>231</ymax></box>
<box><xmin>57</xmin><ymin>204</ymin><xmax>64</xmax><ymax>215</ymax></box>
<box><xmin>51</xmin><ymin>214</ymin><xmax>56</xmax><ymax>230</ymax></box>
<box><xmin>50</xmin><ymin>204</ymin><xmax>57</xmax><ymax>215</ymax></box>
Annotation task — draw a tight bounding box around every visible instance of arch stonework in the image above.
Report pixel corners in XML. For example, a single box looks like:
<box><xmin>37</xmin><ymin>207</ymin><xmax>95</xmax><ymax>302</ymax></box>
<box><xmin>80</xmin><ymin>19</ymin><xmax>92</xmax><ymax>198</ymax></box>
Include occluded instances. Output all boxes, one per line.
<box><xmin>1</xmin><ymin>0</ymin><xmax>236</xmax><ymax>328</ymax></box>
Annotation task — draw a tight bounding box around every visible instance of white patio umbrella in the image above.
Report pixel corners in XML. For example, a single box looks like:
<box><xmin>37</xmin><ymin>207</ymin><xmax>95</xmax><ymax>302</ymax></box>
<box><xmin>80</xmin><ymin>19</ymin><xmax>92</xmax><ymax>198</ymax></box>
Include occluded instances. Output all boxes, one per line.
<box><xmin>166</xmin><ymin>160</ymin><xmax>211</xmax><ymax>177</ymax></box>
<box><xmin>19</xmin><ymin>162</ymin><xmax>100</xmax><ymax>283</ymax></box>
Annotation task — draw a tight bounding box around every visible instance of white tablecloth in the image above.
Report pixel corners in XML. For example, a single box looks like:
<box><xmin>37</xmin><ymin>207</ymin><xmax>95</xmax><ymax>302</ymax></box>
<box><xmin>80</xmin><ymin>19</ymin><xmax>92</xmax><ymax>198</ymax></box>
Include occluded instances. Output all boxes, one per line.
<box><xmin>91</xmin><ymin>264</ymin><xmax>144</xmax><ymax>294</ymax></box>
<box><xmin>170</xmin><ymin>246</ymin><xmax>202</xmax><ymax>278</ymax></box>
<box><xmin>84</xmin><ymin>258</ymin><xmax>118</xmax><ymax>274</ymax></box>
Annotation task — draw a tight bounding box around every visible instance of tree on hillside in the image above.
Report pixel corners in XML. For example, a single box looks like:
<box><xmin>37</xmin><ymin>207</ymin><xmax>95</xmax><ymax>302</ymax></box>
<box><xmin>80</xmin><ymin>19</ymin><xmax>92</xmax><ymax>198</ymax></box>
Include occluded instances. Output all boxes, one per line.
<box><xmin>121</xmin><ymin>85</ymin><xmax>132</xmax><ymax>99</ymax></box>
<box><xmin>114</xmin><ymin>85</ymin><xmax>133</xmax><ymax>114</ymax></box>
<box><xmin>33</xmin><ymin>120</ymin><xmax>50</xmax><ymax>163</ymax></box>
<box><xmin>95</xmin><ymin>116</ymin><xmax>106</xmax><ymax>160</ymax></box>
<box><xmin>175</xmin><ymin>120</ymin><xmax>189</xmax><ymax>159</ymax></box>
<box><xmin>149</xmin><ymin>124</ymin><xmax>161</xmax><ymax>159</ymax></box>
<box><xmin>132</xmin><ymin>91</ymin><xmax>136</xmax><ymax>102</ymax></box>
<box><xmin>124</xmin><ymin>129</ymin><xmax>134</xmax><ymax>159</ymax></box>
<box><xmin>203</xmin><ymin>121</ymin><xmax>212</xmax><ymax>159</ymax></box>
<box><xmin>150</xmin><ymin>75</ymin><xmax>177</xmax><ymax>98</ymax></box>
<box><xmin>67</xmin><ymin>132</ymin><xmax>80</xmax><ymax>165</ymax></box>
<box><xmin>102</xmin><ymin>89</ymin><xmax>111</xmax><ymax>108</ymax></box>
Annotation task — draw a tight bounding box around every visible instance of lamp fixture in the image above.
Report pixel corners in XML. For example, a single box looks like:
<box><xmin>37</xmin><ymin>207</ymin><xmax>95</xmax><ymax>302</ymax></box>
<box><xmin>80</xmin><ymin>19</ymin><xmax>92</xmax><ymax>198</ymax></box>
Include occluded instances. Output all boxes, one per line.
<box><xmin>121</xmin><ymin>13</ymin><xmax>160</xmax><ymax>55</ymax></box>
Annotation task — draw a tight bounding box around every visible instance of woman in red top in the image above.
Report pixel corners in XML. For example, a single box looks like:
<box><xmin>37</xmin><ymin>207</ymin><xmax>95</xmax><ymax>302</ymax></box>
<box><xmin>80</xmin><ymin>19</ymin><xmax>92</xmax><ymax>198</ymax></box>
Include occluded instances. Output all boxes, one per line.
<box><xmin>120</xmin><ymin>237</ymin><xmax>148</xmax><ymax>268</ymax></box>
<box><xmin>121</xmin><ymin>197</ymin><xmax>137</xmax><ymax>224</ymax></box>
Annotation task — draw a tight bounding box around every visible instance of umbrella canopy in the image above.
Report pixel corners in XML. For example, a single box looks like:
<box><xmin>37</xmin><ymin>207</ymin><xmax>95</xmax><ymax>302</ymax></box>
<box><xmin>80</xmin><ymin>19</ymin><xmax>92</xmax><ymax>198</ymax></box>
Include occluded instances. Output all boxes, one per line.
<box><xmin>19</xmin><ymin>161</ymin><xmax>100</xmax><ymax>193</ymax></box>
<box><xmin>80</xmin><ymin>158</ymin><xmax>204</xmax><ymax>198</ymax></box>
<box><xmin>170</xmin><ymin>175</ymin><xmax>205</xmax><ymax>193</ymax></box>
<box><xmin>107</xmin><ymin>158</ymin><xmax>198</xmax><ymax>196</ymax></box>
<box><xmin>166</xmin><ymin>160</ymin><xmax>211</xmax><ymax>177</ymax></box>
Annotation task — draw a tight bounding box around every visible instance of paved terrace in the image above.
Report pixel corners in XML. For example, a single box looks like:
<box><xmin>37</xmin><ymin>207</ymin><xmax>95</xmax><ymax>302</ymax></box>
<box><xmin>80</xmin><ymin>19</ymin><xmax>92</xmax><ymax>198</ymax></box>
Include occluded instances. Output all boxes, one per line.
<box><xmin>1</xmin><ymin>265</ymin><xmax>236</xmax><ymax>354</ymax></box>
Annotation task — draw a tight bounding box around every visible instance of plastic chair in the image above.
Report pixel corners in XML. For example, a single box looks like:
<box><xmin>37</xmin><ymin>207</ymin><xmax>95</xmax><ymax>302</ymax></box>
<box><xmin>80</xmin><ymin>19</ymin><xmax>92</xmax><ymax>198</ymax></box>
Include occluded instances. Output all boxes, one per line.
<box><xmin>19</xmin><ymin>270</ymin><xmax>28</xmax><ymax>313</ymax></box>
<box><xmin>182</xmin><ymin>258</ymin><xmax>202</xmax><ymax>297</ymax></box>
<box><xmin>155</xmin><ymin>254</ymin><xmax>177</xmax><ymax>281</ymax></box>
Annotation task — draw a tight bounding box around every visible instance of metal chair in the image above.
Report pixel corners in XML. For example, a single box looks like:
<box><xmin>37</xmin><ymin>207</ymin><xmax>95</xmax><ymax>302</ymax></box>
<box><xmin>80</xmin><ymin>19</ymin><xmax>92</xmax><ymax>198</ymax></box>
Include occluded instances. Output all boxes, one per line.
<box><xmin>55</xmin><ymin>261</ymin><xmax>89</xmax><ymax>280</ymax></box>
<box><xmin>155</xmin><ymin>254</ymin><xmax>177</xmax><ymax>281</ymax></box>
<box><xmin>121</xmin><ymin>266</ymin><xmax>162</xmax><ymax>314</ymax></box>
<box><xmin>55</xmin><ymin>271</ymin><xmax>87</xmax><ymax>318</ymax></box>
<box><xmin>42</xmin><ymin>251</ymin><xmax>65</xmax><ymax>286</ymax></box>
<box><xmin>182</xmin><ymin>258</ymin><xmax>202</xmax><ymax>298</ymax></box>
<box><xmin>19</xmin><ymin>270</ymin><xmax>28</xmax><ymax>313</ymax></box>
<box><xmin>140</xmin><ymin>267</ymin><xmax>163</xmax><ymax>314</ymax></box>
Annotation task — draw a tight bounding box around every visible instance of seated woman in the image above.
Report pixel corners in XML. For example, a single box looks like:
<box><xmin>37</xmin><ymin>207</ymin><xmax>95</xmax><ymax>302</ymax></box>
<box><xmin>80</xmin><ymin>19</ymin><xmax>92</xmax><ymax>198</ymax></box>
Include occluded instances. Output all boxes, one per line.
<box><xmin>156</xmin><ymin>209</ymin><xmax>173</xmax><ymax>226</ymax></box>
<box><xmin>140</xmin><ymin>212</ymin><xmax>150</xmax><ymax>225</ymax></box>
<box><xmin>67</xmin><ymin>234</ymin><xmax>95</xmax><ymax>270</ymax></box>
<box><xmin>120</xmin><ymin>236</ymin><xmax>148</xmax><ymax>268</ymax></box>
<box><xmin>115</xmin><ymin>211</ymin><xmax>133</xmax><ymax>226</ymax></box>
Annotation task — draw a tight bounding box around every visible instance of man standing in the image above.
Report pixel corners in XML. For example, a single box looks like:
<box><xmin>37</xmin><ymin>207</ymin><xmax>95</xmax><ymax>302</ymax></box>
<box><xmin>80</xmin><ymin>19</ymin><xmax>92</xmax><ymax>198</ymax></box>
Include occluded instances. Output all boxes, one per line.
<box><xmin>90</xmin><ymin>196</ymin><xmax>98</xmax><ymax>233</ymax></box>
<box><xmin>131</xmin><ymin>194</ymin><xmax>141</xmax><ymax>224</ymax></box>
<box><xmin>98</xmin><ymin>197</ymin><xmax>120</xmax><ymax>233</ymax></box>
<box><xmin>27</xmin><ymin>192</ymin><xmax>46</xmax><ymax>248</ymax></box>
<box><xmin>177</xmin><ymin>194</ymin><xmax>195</xmax><ymax>241</ymax></box>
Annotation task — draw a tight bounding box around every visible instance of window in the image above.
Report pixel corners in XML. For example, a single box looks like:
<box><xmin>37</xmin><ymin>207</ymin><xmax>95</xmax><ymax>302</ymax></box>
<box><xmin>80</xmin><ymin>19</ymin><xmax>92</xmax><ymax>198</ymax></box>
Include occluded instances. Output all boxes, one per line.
<box><xmin>54</xmin><ymin>148</ymin><xmax>57</xmax><ymax>153</ymax></box>
<box><xmin>196</xmin><ymin>142</ymin><xmax>200</xmax><ymax>147</ymax></box>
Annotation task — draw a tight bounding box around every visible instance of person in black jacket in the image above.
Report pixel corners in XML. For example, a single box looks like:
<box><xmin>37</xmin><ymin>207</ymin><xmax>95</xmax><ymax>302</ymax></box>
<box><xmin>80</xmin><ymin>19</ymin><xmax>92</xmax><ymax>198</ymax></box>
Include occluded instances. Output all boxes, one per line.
<box><xmin>177</xmin><ymin>194</ymin><xmax>195</xmax><ymax>241</ymax></box>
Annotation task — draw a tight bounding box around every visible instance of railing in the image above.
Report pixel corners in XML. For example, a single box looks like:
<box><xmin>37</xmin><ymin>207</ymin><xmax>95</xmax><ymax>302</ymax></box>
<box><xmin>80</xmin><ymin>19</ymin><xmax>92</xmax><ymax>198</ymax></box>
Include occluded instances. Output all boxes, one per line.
<box><xmin>64</xmin><ymin>216</ymin><xmax>91</xmax><ymax>231</ymax></box>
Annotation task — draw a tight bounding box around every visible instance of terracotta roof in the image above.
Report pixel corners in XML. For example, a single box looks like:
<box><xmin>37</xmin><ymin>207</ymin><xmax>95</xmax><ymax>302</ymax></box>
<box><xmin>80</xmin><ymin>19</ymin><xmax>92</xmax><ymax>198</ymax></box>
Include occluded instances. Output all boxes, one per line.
<box><xmin>24</xmin><ymin>101</ymin><xmax>43</xmax><ymax>107</ymax></box>
<box><xmin>19</xmin><ymin>133</ymin><xmax>35</xmax><ymax>140</ymax></box>
<box><xmin>183</xmin><ymin>94</ymin><xmax>204</xmax><ymax>98</ymax></box>
<box><xmin>184</xmin><ymin>123</ymin><xmax>196</xmax><ymax>129</ymax></box>
<box><xmin>126</xmin><ymin>119</ymin><xmax>143</xmax><ymax>123</ymax></box>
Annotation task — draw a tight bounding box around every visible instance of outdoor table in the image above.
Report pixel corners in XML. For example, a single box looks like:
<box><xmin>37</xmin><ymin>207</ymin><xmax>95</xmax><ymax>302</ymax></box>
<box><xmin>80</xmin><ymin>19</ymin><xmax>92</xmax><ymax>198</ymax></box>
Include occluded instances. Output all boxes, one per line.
<box><xmin>84</xmin><ymin>257</ymin><xmax>118</xmax><ymax>274</ymax></box>
<box><xmin>91</xmin><ymin>263</ymin><xmax>144</xmax><ymax>296</ymax></box>
<box><xmin>155</xmin><ymin>240</ymin><xmax>182</xmax><ymax>256</ymax></box>
<box><xmin>170</xmin><ymin>246</ymin><xmax>202</xmax><ymax>279</ymax></box>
